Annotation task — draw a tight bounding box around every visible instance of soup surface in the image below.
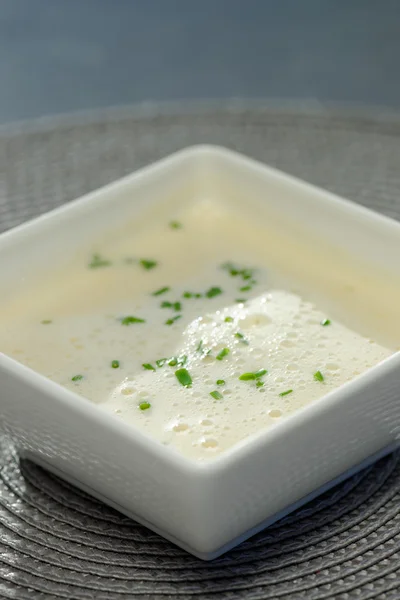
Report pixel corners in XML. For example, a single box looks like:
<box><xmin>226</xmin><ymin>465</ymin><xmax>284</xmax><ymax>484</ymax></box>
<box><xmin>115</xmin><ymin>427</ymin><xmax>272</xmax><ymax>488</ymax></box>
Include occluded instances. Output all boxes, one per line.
<box><xmin>0</xmin><ymin>198</ymin><xmax>394</xmax><ymax>460</ymax></box>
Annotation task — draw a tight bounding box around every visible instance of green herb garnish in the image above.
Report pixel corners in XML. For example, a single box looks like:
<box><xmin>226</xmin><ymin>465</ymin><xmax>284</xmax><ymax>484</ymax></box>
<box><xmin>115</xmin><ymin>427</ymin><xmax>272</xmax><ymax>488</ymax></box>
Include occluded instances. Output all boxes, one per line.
<box><xmin>161</xmin><ymin>301</ymin><xmax>173</xmax><ymax>308</ymax></box>
<box><xmin>175</xmin><ymin>368</ymin><xmax>192</xmax><ymax>387</ymax></box>
<box><xmin>168</xmin><ymin>358</ymin><xmax>178</xmax><ymax>367</ymax></box>
<box><xmin>170</xmin><ymin>221</ymin><xmax>182</xmax><ymax>229</ymax></box>
<box><xmin>152</xmin><ymin>286</ymin><xmax>170</xmax><ymax>296</ymax></box>
<box><xmin>177</xmin><ymin>355</ymin><xmax>188</xmax><ymax>367</ymax></box>
<box><xmin>121</xmin><ymin>316</ymin><xmax>146</xmax><ymax>325</ymax></box>
<box><xmin>216</xmin><ymin>348</ymin><xmax>230</xmax><ymax>361</ymax></box>
<box><xmin>216</xmin><ymin>379</ymin><xmax>225</xmax><ymax>385</ymax></box>
<box><xmin>194</xmin><ymin>293</ymin><xmax>202</xmax><ymax>298</ymax></box>
<box><xmin>173</xmin><ymin>302</ymin><xmax>182</xmax><ymax>312</ymax></box>
<box><xmin>221</xmin><ymin>262</ymin><xmax>255</xmax><ymax>281</ymax></box>
<box><xmin>139</xmin><ymin>401</ymin><xmax>151</xmax><ymax>411</ymax></box>
<box><xmin>165</xmin><ymin>315</ymin><xmax>182</xmax><ymax>325</ymax></box>
<box><xmin>156</xmin><ymin>358</ymin><xmax>168</xmax><ymax>368</ymax></box>
<box><xmin>41</xmin><ymin>319</ymin><xmax>52</xmax><ymax>325</ymax></box>
<box><xmin>142</xmin><ymin>363</ymin><xmax>156</xmax><ymax>371</ymax></box>
<box><xmin>196</xmin><ymin>340</ymin><xmax>204</xmax><ymax>353</ymax></box>
<box><xmin>71</xmin><ymin>374</ymin><xmax>83</xmax><ymax>382</ymax></box>
<box><xmin>235</xmin><ymin>332</ymin><xmax>249</xmax><ymax>345</ymax></box>
<box><xmin>205</xmin><ymin>286</ymin><xmax>223</xmax><ymax>299</ymax></box>
<box><xmin>314</xmin><ymin>370</ymin><xmax>324</xmax><ymax>382</ymax></box>
<box><xmin>111</xmin><ymin>360</ymin><xmax>120</xmax><ymax>369</ymax></box>
<box><xmin>183</xmin><ymin>291</ymin><xmax>192</xmax><ymax>298</ymax></box>
<box><xmin>321</xmin><ymin>319</ymin><xmax>331</xmax><ymax>327</ymax></box>
<box><xmin>88</xmin><ymin>254</ymin><xmax>111</xmax><ymax>269</ymax></box>
<box><xmin>235</xmin><ymin>298</ymin><xmax>246</xmax><ymax>303</ymax></box>
<box><xmin>240</xmin><ymin>285</ymin><xmax>252</xmax><ymax>292</ymax></box>
<box><xmin>210</xmin><ymin>390</ymin><xmax>223</xmax><ymax>400</ymax></box>
<box><xmin>140</xmin><ymin>259</ymin><xmax>158</xmax><ymax>270</ymax></box>
<box><xmin>239</xmin><ymin>369</ymin><xmax>267</xmax><ymax>381</ymax></box>
<box><xmin>279</xmin><ymin>389</ymin><xmax>293</xmax><ymax>397</ymax></box>
<box><xmin>224</xmin><ymin>316</ymin><xmax>234</xmax><ymax>323</ymax></box>
<box><xmin>256</xmin><ymin>380</ymin><xmax>264</xmax><ymax>388</ymax></box>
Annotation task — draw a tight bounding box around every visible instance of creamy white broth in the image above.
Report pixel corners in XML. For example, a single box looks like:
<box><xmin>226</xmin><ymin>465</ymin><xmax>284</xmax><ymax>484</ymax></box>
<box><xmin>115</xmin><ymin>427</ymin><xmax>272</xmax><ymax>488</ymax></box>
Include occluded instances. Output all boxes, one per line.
<box><xmin>0</xmin><ymin>198</ymin><xmax>396</xmax><ymax>460</ymax></box>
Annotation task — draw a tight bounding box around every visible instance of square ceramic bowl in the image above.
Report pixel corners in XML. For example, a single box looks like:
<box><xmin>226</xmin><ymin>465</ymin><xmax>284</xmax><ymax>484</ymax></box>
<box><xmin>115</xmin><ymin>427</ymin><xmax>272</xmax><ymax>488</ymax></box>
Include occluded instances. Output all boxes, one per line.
<box><xmin>1</xmin><ymin>146</ymin><xmax>400</xmax><ymax>560</ymax></box>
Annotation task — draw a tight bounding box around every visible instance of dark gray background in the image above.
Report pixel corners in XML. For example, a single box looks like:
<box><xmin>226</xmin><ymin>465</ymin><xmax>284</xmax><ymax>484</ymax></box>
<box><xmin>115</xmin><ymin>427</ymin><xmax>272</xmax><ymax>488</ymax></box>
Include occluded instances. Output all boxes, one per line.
<box><xmin>1</xmin><ymin>0</ymin><xmax>400</xmax><ymax>123</ymax></box>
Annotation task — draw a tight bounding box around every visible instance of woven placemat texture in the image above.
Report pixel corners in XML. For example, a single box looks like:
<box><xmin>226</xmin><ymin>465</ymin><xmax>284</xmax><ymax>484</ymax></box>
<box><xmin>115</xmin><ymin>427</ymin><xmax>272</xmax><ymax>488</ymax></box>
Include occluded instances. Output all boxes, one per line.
<box><xmin>0</xmin><ymin>105</ymin><xmax>400</xmax><ymax>599</ymax></box>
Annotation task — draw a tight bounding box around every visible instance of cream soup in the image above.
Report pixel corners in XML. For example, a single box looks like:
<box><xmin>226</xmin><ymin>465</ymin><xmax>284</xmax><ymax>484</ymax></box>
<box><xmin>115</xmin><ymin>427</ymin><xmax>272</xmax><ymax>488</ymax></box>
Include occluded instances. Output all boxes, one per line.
<box><xmin>0</xmin><ymin>199</ymin><xmax>394</xmax><ymax>460</ymax></box>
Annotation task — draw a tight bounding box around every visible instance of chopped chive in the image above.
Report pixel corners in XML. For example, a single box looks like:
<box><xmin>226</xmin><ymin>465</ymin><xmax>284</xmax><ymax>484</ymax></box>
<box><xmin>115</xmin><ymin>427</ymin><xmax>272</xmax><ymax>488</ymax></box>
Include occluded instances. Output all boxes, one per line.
<box><xmin>71</xmin><ymin>374</ymin><xmax>83</xmax><ymax>382</ymax></box>
<box><xmin>170</xmin><ymin>221</ymin><xmax>182</xmax><ymax>229</ymax></box>
<box><xmin>314</xmin><ymin>370</ymin><xmax>324</xmax><ymax>382</ymax></box>
<box><xmin>194</xmin><ymin>293</ymin><xmax>202</xmax><ymax>298</ymax></box>
<box><xmin>156</xmin><ymin>358</ymin><xmax>168</xmax><ymax>368</ymax></box>
<box><xmin>196</xmin><ymin>340</ymin><xmax>204</xmax><ymax>353</ymax></box>
<box><xmin>205</xmin><ymin>286</ymin><xmax>223</xmax><ymax>299</ymax></box>
<box><xmin>88</xmin><ymin>254</ymin><xmax>111</xmax><ymax>269</ymax></box>
<box><xmin>120</xmin><ymin>316</ymin><xmax>146</xmax><ymax>325</ymax></box>
<box><xmin>142</xmin><ymin>363</ymin><xmax>156</xmax><ymax>371</ymax></box>
<box><xmin>235</xmin><ymin>332</ymin><xmax>249</xmax><ymax>345</ymax></box>
<box><xmin>241</xmin><ymin>269</ymin><xmax>253</xmax><ymax>281</ymax></box>
<box><xmin>279</xmin><ymin>389</ymin><xmax>293</xmax><ymax>397</ymax></box>
<box><xmin>140</xmin><ymin>259</ymin><xmax>158</xmax><ymax>270</ymax></box>
<box><xmin>239</xmin><ymin>369</ymin><xmax>267</xmax><ymax>381</ymax></box>
<box><xmin>183</xmin><ymin>291</ymin><xmax>192</xmax><ymax>298</ymax></box>
<box><xmin>161</xmin><ymin>301</ymin><xmax>173</xmax><ymax>308</ymax></box>
<box><xmin>168</xmin><ymin>357</ymin><xmax>178</xmax><ymax>367</ymax></box>
<box><xmin>221</xmin><ymin>262</ymin><xmax>255</xmax><ymax>281</ymax></box>
<box><xmin>175</xmin><ymin>368</ymin><xmax>192</xmax><ymax>387</ymax></box>
<box><xmin>321</xmin><ymin>319</ymin><xmax>331</xmax><ymax>326</ymax></box>
<box><xmin>240</xmin><ymin>285</ymin><xmax>252</xmax><ymax>292</ymax></box>
<box><xmin>173</xmin><ymin>302</ymin><xmax>182</xmax><ymax>312</ymax></box>
<box><xmin>254</xmin><ymin>369</ymin><xmax>267</xmax><ymax>378</ymax></box>
<box><xmin>111</xmin><ymin>360</ymin><xmax>120</xmax><ymax>369</ymax></box>
<box><xmin>139</xmin><ymin>401</ymin><xmax>151</xmax><ymax>410</ymax></box>
<box><xmin>216</xmin><ymin>348</ymin><xmax>230</xmax><ymax>361</ymax></box>
<box><xmin>224</xmin><ymin>316</ymin><xmax>234</xmax><ymax>323</ymax></box>
<box><xmin>41</xmin><ymin>319</ymin><xmax>52</xmax><ymax>325</ymax></box>
<box><xmin>152</xmin><ymin>286</ymin><xmax>170</xmax><ymax>296</ymax></box>
<box><xmin>210</xmin><ymin>390</ymin><xmax>223</xmax><ymax>400</ymax></box>
<box><xmin>165</xmin><ymin>315</ymin><xmax>182</xmax><ymax>325</ymax></box>
<box><xmin>256</xmin><ymin>380</ymin><xmax>264</xmax><ymax>388</ymax></box>
<box><xmin>235</xmin><ymin>298</ymin><xmax>246</xmax><ymax>303</ymax></box>
<box><xmin>177</xmin><ymin>355</ymin><xmax>188</xmax><ymax>367</ymax></box>
<box><xmin>216</xmin><ymin>379</ymin><xmax>225</xmax><ymax>386</ymax></box>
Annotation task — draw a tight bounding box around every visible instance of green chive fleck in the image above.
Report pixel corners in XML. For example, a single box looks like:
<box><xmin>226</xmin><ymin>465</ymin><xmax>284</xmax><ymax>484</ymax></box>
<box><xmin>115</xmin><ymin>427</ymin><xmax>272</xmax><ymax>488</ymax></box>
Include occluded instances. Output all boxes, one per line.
<box><xmin>216</xmin><ymin>348</ymin><xmax>230</xmax><ymax>361</ymax></box>
<box><xmin>139</xmin><ymin>401</ymin><xmax>151</xmax><ymax>410</ymax></box>
<box><xmin>183</xmin><ymin>291</ymin><xmax>192</xmax><ymax>298</ymax></box>
<box><xmin>41</xmin><ymin>319</ymin><xmax>52</xmax><ymax>325</ymax></box>
<box><xmin>152</xmin><ymin>286</ymin><xmax>170</xmax><ymax>296</ymax></box>
<box><xmin>120</xmin><ymin>316</ymin><xmax>146</xmax><ymax>325</ymax></box>
<box><xmin>168</xmin><ymin>358</ymin><xmax>178</xmax><ymax>367</ymax></box>
<box><xmin>239</xmin><ymin>369</ymin><xmax>267</xmax><ymax>381</ymax></box>
<box><xmin>279</xmin><ymin>389</ymin><xmax>293</xmax><ymax>397</ymax></box>
<box><xmin>88</xmin><ymin>254</ymin><xmax>111</xmax><ymax>269</ymax></box>
<box><xmin>170</xmin><ymin>221</ymin><xmax>182</xmax><ymax>229</ymax></box>
<box><xmin>224</xmin><ymin>316</ymin><xmax>234</xmax><ymax>323</ymax></box>
<box><xmin>161</xmin><ymin>301</ymin><xmax>173</xmax><ymax>308</ymax></box>
<box><xmin>216</xmin><ymin>379</ymin><xmax>225</xmax><ymax>385</ymax></box>
<box><xmin>235</xmin><ymin>298</ymin><xmax>246</xmax><ymax>303</ymax></box>
<box><xmin>321</xmin><ymin>319</ymin><xmax>331</xmax><ymax>326</ymax></box>
<box><xmin>165</xmin><ymin>315</ymin><xmax>182</xmax><ymax>325</ymax></box>
<box><xmin>175</xmin><ymin>368</ymin><xmax>192</xmax><ymax>387</ymax></box>
<box><xmin>235</xmin><ymin>332</ymin><xmax>249</xmax><ymax>345</ymax></box>
<box><xmin>156</xmin><ymin>358</ymin><xmax>168</xmax><ymax>368</ymax></box>
<box><xmin>173</xmin><ymin>302</ymin><xmax>182</xmax><ymax>311</ymax></box>
<box><xmin>206</xmin><ymin>286</ymin><xmax>223</xmax><ymax>299</ymax></box>
<box><xmin>210</xmin><ymin>390</ymin><xmax>223</xmax><ymax>400</ymax></box>
<box><xmin>111</xmin><ymin>360</ymin><xmax>120</xmax><ymax>369</ymax></box>
<box><xmin>142</xmin><ymin>363</ymin><xmax>156</xmax><ymax>371</ymax></box>
<box><xmin>140</xmin><ymin>259</ymin><xmax>158</xmax><ymax>270</ymax></box>
<box><xmin>196</xmin><ymin>340</ymin><xmax>204</xmax><ymax>353</ymax></box>
<box><xmin>177</xmin><ymin>355</ymin><xmax>188</xmax><ymax>367</ymax></box>
<box><xmin>194</xmin><ymin>293</ymin><xmax>202</xmax><ymax>298</ymax></box>
<box><xmin>71</xmin><ymin>374</ymin><xmax>83</xmax><ymax>382</ymax></box>
<box><xmin>256</xmin><ymin>380</ymin><xmax>264</xmax><ymax>388</ymax></box>
<box><xmin>314</xmin><ymin>370</ymin><xmax>324</xmax><ymax>382</ymax></box>
<box><xmin>240</xmin><ymin>285</ymin><xmax>252</xmax><ymax>292</ymax></box>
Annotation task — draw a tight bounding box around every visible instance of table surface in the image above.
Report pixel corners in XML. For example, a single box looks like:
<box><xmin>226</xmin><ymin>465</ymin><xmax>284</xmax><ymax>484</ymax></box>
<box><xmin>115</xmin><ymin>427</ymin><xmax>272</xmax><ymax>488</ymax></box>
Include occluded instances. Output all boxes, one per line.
<box><xmin>1</xmin><ymin>0</ymin><xmax>400</xmax><ymax>123</ymax></box>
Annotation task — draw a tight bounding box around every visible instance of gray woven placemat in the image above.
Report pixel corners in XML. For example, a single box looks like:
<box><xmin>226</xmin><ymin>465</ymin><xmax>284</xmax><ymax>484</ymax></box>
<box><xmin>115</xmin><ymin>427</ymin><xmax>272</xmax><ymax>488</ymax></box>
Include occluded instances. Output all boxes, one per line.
<box><xmin>1</xmin><ymin>104</ymin><xmax>400</xmax><ymax>599</ymax></box>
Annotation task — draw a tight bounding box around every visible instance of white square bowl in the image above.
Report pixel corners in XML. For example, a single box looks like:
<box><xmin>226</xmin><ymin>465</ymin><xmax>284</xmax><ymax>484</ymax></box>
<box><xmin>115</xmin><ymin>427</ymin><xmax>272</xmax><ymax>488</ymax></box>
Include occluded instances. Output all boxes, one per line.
<box><xmin>1</xmin><ymin>145</ymin><xmax>400</xmax><ymax>560</ymax></box>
